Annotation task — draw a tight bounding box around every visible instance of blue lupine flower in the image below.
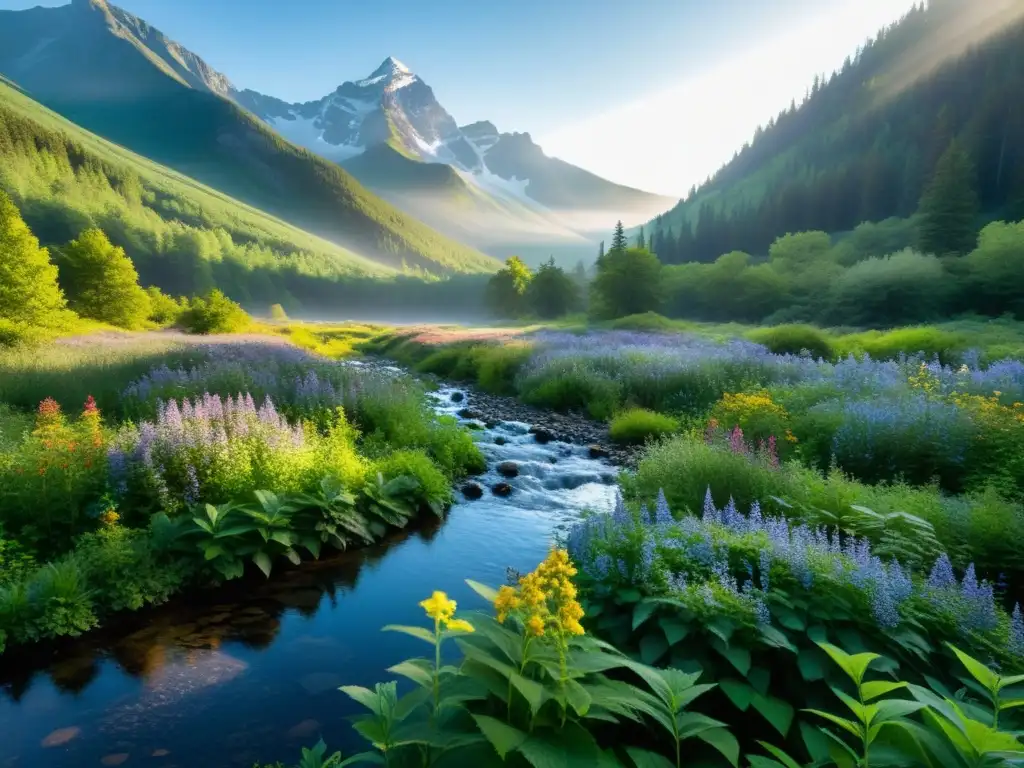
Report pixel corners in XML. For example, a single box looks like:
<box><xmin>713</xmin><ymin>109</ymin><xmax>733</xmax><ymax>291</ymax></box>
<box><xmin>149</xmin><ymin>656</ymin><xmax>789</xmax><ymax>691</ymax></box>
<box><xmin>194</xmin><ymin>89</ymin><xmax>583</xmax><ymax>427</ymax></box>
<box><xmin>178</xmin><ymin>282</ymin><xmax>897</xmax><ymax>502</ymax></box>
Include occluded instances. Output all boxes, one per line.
<box><xmin>1010</xmin><ymin>604</ymin><xmax>1024</xmax><ymax>656</ymax></box>
<box><xmin>654</xmin><ymin>489</ymin><xmax>673</xmax><ymax>525</ymax></box>
<box><xmin>928</xmin><ymin>553</ymin><xmax>956</xmax><ymax>589</ymax></box>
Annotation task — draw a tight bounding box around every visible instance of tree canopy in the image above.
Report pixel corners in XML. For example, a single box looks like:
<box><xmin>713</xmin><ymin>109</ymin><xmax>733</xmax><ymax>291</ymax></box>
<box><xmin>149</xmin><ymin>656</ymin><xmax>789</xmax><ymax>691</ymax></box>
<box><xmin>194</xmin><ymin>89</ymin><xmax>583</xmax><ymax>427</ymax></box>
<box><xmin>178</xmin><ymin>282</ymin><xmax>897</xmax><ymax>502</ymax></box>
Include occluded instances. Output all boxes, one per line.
<box><xmin>58</xmin><ymin>227</ymin><xmax>151</xmax><ymax>328</ymax></box>
<box><xmin>0</xmin><ymin>190</ymin><xmax>69</xmax><ymax>330</ymax></box>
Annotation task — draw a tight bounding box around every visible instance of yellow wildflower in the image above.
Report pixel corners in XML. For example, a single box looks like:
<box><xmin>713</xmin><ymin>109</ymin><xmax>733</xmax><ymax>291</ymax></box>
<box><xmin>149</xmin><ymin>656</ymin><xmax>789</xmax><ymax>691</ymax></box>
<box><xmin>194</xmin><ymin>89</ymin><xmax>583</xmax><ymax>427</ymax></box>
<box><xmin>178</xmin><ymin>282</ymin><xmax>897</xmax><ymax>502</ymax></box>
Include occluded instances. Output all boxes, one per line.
<box><xmin>420</xmin><ymin>591</ymin><xmax>456</xmax><ymax>623</ymax></box>
<box><xmin>526</xmin><ymin>614</ymin><xmax>546</xmax><ymax>637</ymax></box>
<box><xmin>494</xmin><ymin>585</ymin><xmax>520</xmax><ymax>623</ymax></box>
<box><xmin>445</xmin><ymin>618</ymin><xmax>475</xmax><ymax>633</ymax></box>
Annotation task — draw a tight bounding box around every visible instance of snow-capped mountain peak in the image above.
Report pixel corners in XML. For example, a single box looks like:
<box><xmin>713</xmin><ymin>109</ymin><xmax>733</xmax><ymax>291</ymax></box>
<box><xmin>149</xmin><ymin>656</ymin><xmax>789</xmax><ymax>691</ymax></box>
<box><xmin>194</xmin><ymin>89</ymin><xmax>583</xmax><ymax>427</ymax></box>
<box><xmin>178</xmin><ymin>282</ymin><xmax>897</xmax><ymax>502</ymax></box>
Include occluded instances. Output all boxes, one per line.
<box><xmin>357</xmin><ymin>56</ymin><xmax>416</xmax><ymax>90</ymax></box>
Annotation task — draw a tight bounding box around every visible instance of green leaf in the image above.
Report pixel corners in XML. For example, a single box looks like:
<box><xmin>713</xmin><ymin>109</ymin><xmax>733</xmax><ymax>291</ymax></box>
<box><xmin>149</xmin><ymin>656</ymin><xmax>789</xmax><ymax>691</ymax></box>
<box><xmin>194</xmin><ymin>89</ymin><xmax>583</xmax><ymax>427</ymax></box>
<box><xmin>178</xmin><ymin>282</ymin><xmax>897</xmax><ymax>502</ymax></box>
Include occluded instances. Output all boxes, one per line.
<box><xmin>719</xmin><ymin>679</ymin><xmax>754</xmax><ymax>712</ymax></box>
<box><xmin>625</xmin><ymin>747</ymin><xmax>675</xmax><ymax>768</ymax></box>
<box><xmin>753</xmin><ymin>693</ymin><xmax>795</xmax><ymax>737</ymax></box>
<box><xmin>748</xmin><ymin>665</ymin><xmax>771</xmax><ymax>695</ymax></box>
<box><xmin>707</xmin><ymin>618</ymin><xmax>735</xmax><ymax>645</ymax></box>
<box><xmin>252</xmin><ymin>550</ymin><xmax>273</xmax><ymax>578</ymax></box>
<box><xmin>873</xmin><ymin>699</ymin><xmax>927</xmax><ymax>724</ymax></box>
<box><xmin>817</xmin><ymin>642</ymin><xmax>880</xmax><ymax>687</ymax></box>
<box><xmin>465</xmin><ymin>579</ymin><xmax>499</xmax><ymax>603</ymax></box>
<box><xmin>697</xmin><ymin>727</ymin><xmax>740</xmax><ymax>766</ymax></box>
<box><xmin>805</xmin><ymin>709</ymin><xmax>863</xmax><ymax>740</ymax></box>
<box><xmin>633</xmin><ymin>600</ymin><xmax>659</xmax><ymax>630</ymax></box>
<box><xmin>756</xmin><ymin>742</ymin><xmax>804</xmax><ymax>768</ymax></box>
<box><xmin>758</xmin><ymin>625</ymin><xmax>797</xmax><ymax>652</ymax></box>
<box><xmin>639</xmin><ymin>631</ymin><xmax>669</xmax><ymax>665</ymax></box>
<box><xmin>713</xmin><ymin>641</ymin><xmax>751</xmax><ymax>676</ymax></box>
<box><xmin>658</xmin><ymin>615</ymin><xmax>689</xmax><ymax>646</ymax></box>
<box><xmin>565</xmin><ymin>679</ymin><xmax>592</xmax><ymax>716</ymax></box>
<box><xmin>617</xmin><ymin>588</ymin><xmax>642</xmax><ymax>604</ymax></box>
<box><xmin>997</xmin><ymin>673</ymin><xmax>1024</xmax><ymax>691</ymax></box>
<box><xmin>516</xmin><ymin>723</ymin><xmax>603</xmax><ymax>768</ymax></box>
<box><xmin>471</xmin><ymin>714</ymin><xmax>526</xmax><ymax>759</ymax></box>
<box><xmin>775</xmin><ymin>607</ymin><xmax>806</xmax><ymax>631</ymax></box>
<box><xmin>338</xmin><ymin>752</ymin><xmax>385</xmax><ymax>766</ymax></box>
<box><xmin>339</xmin><ymin>685</ymin><xmax>384</xmax><ymax>715</ymax></box>
<box><xmin>387</xmin><ymin>659</ymin><xmax>434</xmax><ymax>689</ymax></box>
<box><xmin>946</xmin><ymin>644</ymin><xmax>999</xmax><ymax>694</ymax></box>
<box><xmin>382</xmin><ymin>625</ymin><xmax>437</xmax><ymax>645</ymax></box>
<box><xmin>861</xmin><ymin>680</ymin><xmax>908</xmax><ymax>701</ymax></box>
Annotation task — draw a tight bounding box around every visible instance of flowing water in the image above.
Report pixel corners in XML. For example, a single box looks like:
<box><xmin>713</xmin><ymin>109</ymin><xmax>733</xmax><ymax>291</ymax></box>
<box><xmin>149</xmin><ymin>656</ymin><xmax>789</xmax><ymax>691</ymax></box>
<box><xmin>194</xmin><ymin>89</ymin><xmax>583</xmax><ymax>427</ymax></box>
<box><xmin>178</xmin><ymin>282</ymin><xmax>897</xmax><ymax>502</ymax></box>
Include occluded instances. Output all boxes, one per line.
<box><xmin>0</xmin><ymin>385</ymin><xmax>618</xmax><ymax>768</ymax></box>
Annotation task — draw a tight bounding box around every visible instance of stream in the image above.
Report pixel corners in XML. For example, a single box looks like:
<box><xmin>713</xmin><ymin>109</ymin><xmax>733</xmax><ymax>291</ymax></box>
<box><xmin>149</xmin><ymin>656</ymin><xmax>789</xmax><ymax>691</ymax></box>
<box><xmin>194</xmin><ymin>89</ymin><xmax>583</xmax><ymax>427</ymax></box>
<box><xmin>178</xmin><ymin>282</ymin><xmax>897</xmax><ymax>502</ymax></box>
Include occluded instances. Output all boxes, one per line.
<box><xmin>0</xmin><ymin>382</ymin><xmax>619</xmax><ymax>768</ymax></box>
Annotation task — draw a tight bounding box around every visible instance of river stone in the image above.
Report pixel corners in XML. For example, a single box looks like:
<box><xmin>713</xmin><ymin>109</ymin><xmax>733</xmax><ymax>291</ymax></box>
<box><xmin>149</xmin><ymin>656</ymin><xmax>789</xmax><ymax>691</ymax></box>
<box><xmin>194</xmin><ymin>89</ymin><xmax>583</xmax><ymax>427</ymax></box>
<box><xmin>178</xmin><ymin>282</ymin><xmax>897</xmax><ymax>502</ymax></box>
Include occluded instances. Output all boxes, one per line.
<box><xmin>588</xmin><ymin>444</ymin><xmax>611</xmax><ymax>459</ymax></box>
<box><xmin>101</xmin><ymin>754</ymin><xmax>130</xmax><ymax>766</ymax></box>
<box><xmin>457</xmin><ymin>408</ymin><xmax>482</xmax><ymax>420</ymax></box>
<box><xmin>450</xmin><ymin>391</ymin><xmax>465</xmax><ymax>403</ymax></box>
<box><xmin>492</xmin><ymin>482</ymin><xmax>513</xmax><ymax>497</ymax></box>
<box><xmin>493</xmin><ymin>436</ymin><xmax>507</xmax><ymax>446</ymax></box>
<box><xmin>287</xmin><ymin>719</ymin><xmax>322</xmax><ymax>739</ymax></box>
<box><xmin>299</xmin><ymin>671</ymin><xmax>344</xmax><ymax>696</ymax></box>
<box><xmin>42</xmin><ymin>727</ymin><xmax>81</xmax><ymax>747</ymax></box>
<box><xmin>461</xmin><ymin>482</ymin><xmax>484</xmax><ymax>500</ymax></box>
<box><xmin>497</xmin><ymin>461</ymin><xmax>519</xmax><ymax>478</ymax></box>
<box><xmin>530</xmin><ymin>427</ymin><xmax>555</xmax><ymax>444</ymax></box>
<box><xmin>151</xmin><ymin>749</ymin><xmax>170</xmax><ymax>757</ymax></box>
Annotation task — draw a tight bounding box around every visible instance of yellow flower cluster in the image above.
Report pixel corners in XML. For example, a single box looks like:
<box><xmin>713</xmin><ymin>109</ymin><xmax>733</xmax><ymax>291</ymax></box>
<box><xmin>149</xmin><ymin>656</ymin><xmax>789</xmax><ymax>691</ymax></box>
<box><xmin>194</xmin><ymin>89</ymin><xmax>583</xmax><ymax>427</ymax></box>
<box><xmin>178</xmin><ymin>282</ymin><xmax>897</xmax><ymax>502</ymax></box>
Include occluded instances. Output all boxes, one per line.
<box><xmin>419</xmin><ymin>591</ymin><xmax>474</xmax><ymax>633</ymax></box>
<box><xmin>494</xmin><ymin>549</ymin><xmax>585</xmax><ymax>638</ymax></box>
<box><xmin>99</xmin><ymin>508</ymin><xmax>120</xmax><ymax>527</ymax></box>
<box><xmin>715</xmin><ymin>391</ymin><xmax>789</xmax><ymax>422</ymax></box>
<box><xmin>950</xmin><ymin>392</ymin><xmax>1024</xmax><ymax>428</ymax></box>
<box><xmin>908</xmin><ymin>363</ymin><xmax>940</xmax><ymax>395</ymax></box>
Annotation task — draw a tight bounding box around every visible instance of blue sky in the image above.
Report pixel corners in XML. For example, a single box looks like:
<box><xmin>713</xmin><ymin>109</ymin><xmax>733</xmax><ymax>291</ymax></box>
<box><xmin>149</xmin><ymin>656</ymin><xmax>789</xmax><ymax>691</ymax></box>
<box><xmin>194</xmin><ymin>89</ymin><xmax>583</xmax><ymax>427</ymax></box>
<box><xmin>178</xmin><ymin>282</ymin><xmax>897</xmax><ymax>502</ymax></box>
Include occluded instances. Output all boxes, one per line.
<box><xmin>2</xmin><ymin>0</ymin><xmax>914</xmax><ymax>195</ymax></box>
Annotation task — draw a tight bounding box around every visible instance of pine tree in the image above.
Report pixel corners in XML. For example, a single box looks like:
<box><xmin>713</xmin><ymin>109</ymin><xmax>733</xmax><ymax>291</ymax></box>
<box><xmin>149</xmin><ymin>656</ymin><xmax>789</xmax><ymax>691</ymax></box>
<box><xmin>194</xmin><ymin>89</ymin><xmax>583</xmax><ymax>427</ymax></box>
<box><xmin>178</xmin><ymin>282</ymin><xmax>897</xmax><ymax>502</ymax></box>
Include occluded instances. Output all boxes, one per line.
<box><xmin>610</xmin><ymin>221</ymin><xmax>627</xmax><ymax>252</ymax></box>
<box><xmin>917</xmin><ymin>140</ymin><xmax>980</xmax><ymax>256</ymax></box>
<box><xmin>58</xmin><ymin>228</ymin><xmax>152</xmax><ymax>328</ymax></box>
<box><xmin>636</xmin><ymin>226</ymin><xmax>646</xmax><ymax>250</ymax></box>
<box><xmin>598</xmin><ymin>240</ymin><xmax>605</xmax><ymax>261</ymax></box>
<box><xmin>0</xmin><ymin>190</ymin><xmax>69</xmax><ymax>329</ymax></box>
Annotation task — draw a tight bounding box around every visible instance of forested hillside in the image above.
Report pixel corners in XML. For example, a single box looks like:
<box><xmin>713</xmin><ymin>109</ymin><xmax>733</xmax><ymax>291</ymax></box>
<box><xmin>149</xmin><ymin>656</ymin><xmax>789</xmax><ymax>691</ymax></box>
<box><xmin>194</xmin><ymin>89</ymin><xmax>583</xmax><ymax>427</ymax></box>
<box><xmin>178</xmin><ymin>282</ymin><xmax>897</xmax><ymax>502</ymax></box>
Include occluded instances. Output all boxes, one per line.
<box><xmin>0</xmin><ymin>78</ymin><xmax>493</xmax><ymax>314</ymax></box>
<box><xmin>647</xmin><ymin>0</ymin><xmax>1024</xmax><ymax>264</ymax></box>
<box><xmin>0</xmin><ymin>0</ymin><xmax>497</xmax><ymax>276</ymax></box>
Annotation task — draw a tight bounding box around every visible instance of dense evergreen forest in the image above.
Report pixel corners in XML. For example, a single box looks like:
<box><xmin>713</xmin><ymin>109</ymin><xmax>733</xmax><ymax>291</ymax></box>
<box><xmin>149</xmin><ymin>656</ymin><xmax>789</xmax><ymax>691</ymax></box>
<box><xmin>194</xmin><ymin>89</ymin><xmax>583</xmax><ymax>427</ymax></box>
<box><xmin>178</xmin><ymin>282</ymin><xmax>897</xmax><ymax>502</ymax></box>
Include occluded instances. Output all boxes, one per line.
<box><xmin>647</xmin><ymin>1</ymin><xmax>1024</xmax><ymax>264</ymax></box>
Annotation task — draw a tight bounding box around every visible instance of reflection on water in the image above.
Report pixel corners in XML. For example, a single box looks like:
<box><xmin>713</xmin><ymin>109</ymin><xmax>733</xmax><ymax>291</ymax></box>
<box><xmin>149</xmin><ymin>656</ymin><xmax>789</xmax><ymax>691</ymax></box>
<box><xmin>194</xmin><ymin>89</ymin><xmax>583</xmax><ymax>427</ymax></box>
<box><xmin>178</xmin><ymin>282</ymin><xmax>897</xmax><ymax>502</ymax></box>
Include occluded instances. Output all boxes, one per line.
<box><xmin>0</xmin><ymin>386</ymin><xmax>618</xmax><ymax>768</ymax></box>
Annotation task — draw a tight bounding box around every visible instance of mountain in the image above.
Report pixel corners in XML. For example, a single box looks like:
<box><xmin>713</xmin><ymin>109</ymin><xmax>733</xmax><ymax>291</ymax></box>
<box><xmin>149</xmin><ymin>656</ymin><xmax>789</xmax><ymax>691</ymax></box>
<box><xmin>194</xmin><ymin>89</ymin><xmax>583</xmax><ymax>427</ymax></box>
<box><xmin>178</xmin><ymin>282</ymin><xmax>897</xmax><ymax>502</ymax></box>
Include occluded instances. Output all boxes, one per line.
<box><xmin>235</xmin><ymin>58</ymin><xmax>677</xmax><ymax>262</ymax></box>
<box><xmin>641</xmin><ymin>0</ymin><xmax>1024</xmax><ymax>265</ymax></box>
<box><xmin>0</xmin><ymin>0</ymin><xmax>497</xmax><ymax>275</ymax></box>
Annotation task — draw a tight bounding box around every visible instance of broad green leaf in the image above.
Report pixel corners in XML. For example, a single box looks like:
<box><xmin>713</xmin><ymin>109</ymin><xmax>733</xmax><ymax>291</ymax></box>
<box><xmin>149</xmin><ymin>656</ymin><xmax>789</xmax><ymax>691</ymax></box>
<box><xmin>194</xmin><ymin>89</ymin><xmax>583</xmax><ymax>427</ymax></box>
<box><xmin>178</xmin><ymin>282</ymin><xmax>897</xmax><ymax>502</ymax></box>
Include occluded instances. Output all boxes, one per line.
<box><xmin>516</xmin><ymin>722</ymin><xmax>603</xmax><ymax>768</ymax></box>
<box><xmin>633</xmin><ymin>600</ymin><xmax>659</xmax><ymax>630</ymax></box>
<box><xmin>752</xmin><ymin>693</ymin><xmax>794</xmax><ymax>737</ymax></box>
<box><xmin>617</xmin><ymin>658</ymin><xmax>672</xmax><ymax>705</ymax></box>
<box><xmin>748</xmin><ymin>665</ymin><xmax>772</xmax><ymax>695</ymax></box>
<box><xmin>998</xmin><ymin>698</ymin><xmax>1024</xmax><ymax>710</ymax></box>
<box><xmin>947</xmin><ymin>644</ymin><xmax>999</xmax><ymax>694</ymax></box>
<box><xmin>798</xmin><ymin>650</ymin><xmax>826</xmax><ymax>682</ymax></box>
<box><xmin>758</xmin><ymin>625</ymin><xmax>797</xmax><ymax>652</ymax></box>
<box><xmin>719</xmin><ymin>679</ymin><xmax>754</xmax><ymax>712</ymax></box>
<box><xmin>639</xmin><ymin>631</ymin><xmax>669</xmax><ymax>665</ymax></box>
<box><xmin>339</xmin><ymin>685</ymin><xmax>384</xmax><ymax>715</ymax></box>
<box><xmin>861</xmin><ymin>680</ymin><xmax>908</xmax><ymax>701</ymax></box>
<box><xmin>873</xmin><ymin>699</ymin><xmax>927</xmax><ymax>724</ymax></box>
<box><xmin>565</xmin><ymin>679</ymin><xmax>592</xmax><ymax>717</ymax></box>
<box><xmin>338</xmin><ymin>752</ymin><xmax>385</xmax><ymax>766</ymax></box>
<box><xmin>707</xmin><ymin>618</ymin><xmax>735</xmax><ymax>645</ymax></box>
<box><xmin>697</xmin><ymin>727</ymin><xmax>739</xmax><ymax>766</ymax></box>
<box><xmin>997</xmin><ymin>673</ymin><xmax>1024</xmax><ymax>691</ymax></box>
<box><xmin>387</xmin><ymin>659</ymin><xmax>433</xmax><ymax>689</ymax></box>
<box><xmin>252</xmin><ymin>550</ymin><xmax>273</xmax><ymax>578</ymax></box>
<box><xmin>817</xmin><ymin>642</ymin><xmax>879</xmax><ymax>686</ymax></box>
<box><xmin>775</xmin><ymin>607</ymin><xmax>806</xmax><ymax>631</ymax></box>
<box><xmin>382</xmin><ymin>624</ymin><xmax>437</xmax><ymax>645</ymax></box>
<box><xmin>713</xmin><ymin>641</ymin><xmax>751</xmax><ymax>676</ymax></box>
<box><xmin>617</xmin><ymin>588</ymin><xmax>642</xmax><ymax>604</ymax></box>
<box><xmin>509</xmin><ymin>671</ymin><xmax>545</xmax><ymax>717</ymax></box>
<box><xmin>822</xmin><ymin>729</ymin><xmax>860</xmax><ymax>768</ymax></box>
<box><xmin>658</xmin><ymin>615</ymin><xmax>689</xmax><ymax>646</ymax></box>
<box><xmin>471</xmin><ymin>714</ymin><xmax>527</xmax><ymax>759</ymax></box>
<box><xmin>465</xmin><ymin>579</ymin><xmax>499</xmax><ymax>603</ymax></box>
<box><xmin>625</xmin><ymin>747</ymin><xmax>675</xmax><ymax>768</ymax></box>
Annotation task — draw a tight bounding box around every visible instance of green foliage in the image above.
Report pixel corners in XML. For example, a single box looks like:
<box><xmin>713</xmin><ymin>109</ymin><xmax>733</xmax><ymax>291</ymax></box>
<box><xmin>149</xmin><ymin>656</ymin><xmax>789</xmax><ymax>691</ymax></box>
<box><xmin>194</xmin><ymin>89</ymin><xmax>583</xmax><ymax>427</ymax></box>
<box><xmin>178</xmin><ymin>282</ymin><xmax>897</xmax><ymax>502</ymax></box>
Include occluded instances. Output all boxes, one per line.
<box><xmin>145</xmin><ymin>285</ymin><xmax>186</xmax><ymax>326</ymax></box>
<box><xmin>179</xmin><ymin>289</ymin><xmax>250</xmax><ymax>334</ymax></box>
<box><xmin>373</xmin><ymin>449</ymin><xmax>452</xmax><ymax>515</ymax></box>
<box><xmin>833</xmin><ymin>326</ymin><xmax>968</xmax><ymax>366</ymax></box>
<box><xmin>831</xmin><ymin>217</ymin><xmax>919</xmax><ymax>267</ymax></box>
<box><xmin>745</xmin><ymin>325</ymin><xmax>835</xmax><ymax>361</ymax></box>
<box><xmin>270</xmin><ymin>303</ymin><xmax>289</xmax><ymax>322</ymax></box>
<box><xmin>918</xmin><ymin>140</ymin><xmax>980</xmax><ymax>257</ymax></box>
<box><xmin>826</xmin><ymin>250</ymin><xmax>952</xmax><ymax>327</ymax></box>
<box><xmin>607</xmin><ymin>312</ymin><xmax>681</xmax><ymax>333</ymax></box>
<box><xmin>486</xmin><ymin>257</ymin><xmax>532</xmax><ymax>318</ymax></box>
<box><xmin>525</xmin><ymin>258</ymin><xmax>578</xmax><ymax>319</ymax></box>
<box><xmin>591</xmin><ymin>247</ymin><xmax>664</xmax><ymax>320</ymax></box>
<box><xmin>964</xmin><ymin>220</ymin><xmax>1024</xmax><ymax>318</ymax></box>
<box><xmin>0</xmin><ymin>189</ymin><xmax>71</xmax><ymax>333</ymax></box>
<box><xmin>609</xmin><ymin>409</ymin><xmax>680</xmax><ymax>445</ymax></box>
<box><xmin>57</xmin><ymin>227</ymin><xmax>151</xmax><ymax>328</ymax></box>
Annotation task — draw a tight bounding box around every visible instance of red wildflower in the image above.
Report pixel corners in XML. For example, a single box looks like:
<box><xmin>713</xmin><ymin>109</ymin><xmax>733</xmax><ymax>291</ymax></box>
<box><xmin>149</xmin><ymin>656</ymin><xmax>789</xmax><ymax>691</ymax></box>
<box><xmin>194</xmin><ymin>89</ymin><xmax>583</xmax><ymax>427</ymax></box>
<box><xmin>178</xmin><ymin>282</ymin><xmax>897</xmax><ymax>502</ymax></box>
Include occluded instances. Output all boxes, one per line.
<box><xmin>83</xmin><ymin>395</ymin><xmax>99</xmax><ymax>415</ymax></box>
<box><xmin>38</xmin><ymin>397</ymin><xmax>61</xmax><ymax>418</ymax></box>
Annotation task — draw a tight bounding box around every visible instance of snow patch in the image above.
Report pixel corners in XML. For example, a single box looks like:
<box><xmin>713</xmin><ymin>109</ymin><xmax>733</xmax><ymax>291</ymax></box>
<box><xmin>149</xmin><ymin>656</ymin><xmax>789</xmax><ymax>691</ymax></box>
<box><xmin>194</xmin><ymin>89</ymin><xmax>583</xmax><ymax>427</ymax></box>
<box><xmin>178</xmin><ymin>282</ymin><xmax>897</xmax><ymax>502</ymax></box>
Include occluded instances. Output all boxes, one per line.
<box><xmin>268</xmin><ymin>113</ymin><xmax>364</xmax><ymax>161</ymax></box>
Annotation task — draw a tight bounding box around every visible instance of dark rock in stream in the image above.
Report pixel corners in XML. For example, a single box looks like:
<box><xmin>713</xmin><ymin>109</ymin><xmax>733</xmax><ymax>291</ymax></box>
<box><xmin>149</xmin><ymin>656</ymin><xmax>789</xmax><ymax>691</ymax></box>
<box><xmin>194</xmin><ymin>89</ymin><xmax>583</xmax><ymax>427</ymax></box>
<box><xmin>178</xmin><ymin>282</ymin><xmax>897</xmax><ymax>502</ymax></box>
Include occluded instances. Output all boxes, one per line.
<box><xmin>497</xmin><ymin>461</ymin><xmax>519</xmax><ymax>478</ymax></box>
<box><xmin>457</xmin><ymin>408</ymin><xmax>482</xmax><ymax>420</ymax></box>
<box><xmin>492</xmin><ymin>483</ymin><xmax>513</xmax><ymax>497</ymax></box>
<box><xmin>450</xmin><ymin>391</ymin><xmax>465</xmax><ymax>403</ymax></box>
<box><xmin>493</xmin><ymin>436</ymin><xmax>507</xmax><ymax>446</ymax></box>
<box><xmin>588</xmin><ymin>444</ymin><xmax>611</xmax><ymax>459</ymax></box>
<box><xmin>461</xmin><ymin>482</ymin><xmax>484</xmax><ymax>500</ymax></box>
<box><xmin>529</xmin><ymin>427</ymin><xmax>555</xmax><ymax>444</ymax></box>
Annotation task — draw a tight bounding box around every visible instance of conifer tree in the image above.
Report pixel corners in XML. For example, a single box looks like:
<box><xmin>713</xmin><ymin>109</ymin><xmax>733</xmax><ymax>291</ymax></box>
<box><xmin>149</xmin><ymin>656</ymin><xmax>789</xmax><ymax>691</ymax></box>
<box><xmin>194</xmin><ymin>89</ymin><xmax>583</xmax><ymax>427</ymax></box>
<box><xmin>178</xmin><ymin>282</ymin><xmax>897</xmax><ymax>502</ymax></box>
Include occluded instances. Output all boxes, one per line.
<box><xmin>58</xmin><ymin>228</ymin><xmax>151</xmax><ymax>328</ymax></box>
<box><xmin>917</xmin><ymin>140</ymin><xmax>980</xmax><ymax>256</ymax></box>
<box><xmin>0</xmin><ymin>190</ymin><xmax>69</xmax><ymax>328</ymax></box>
<box><xmin>598</xmin><ymin>241</ymin><xmax>605</xmax><ymax>261</ymax></box>
<box><xmin>610</xmin><ymin>221</ymin><xmax>627</xmax><ymax>252</ymax></box>
<box><xmin>636</xmin><ymin>226</ymin><xmax>646</xmax><ymax>250</ymax></box>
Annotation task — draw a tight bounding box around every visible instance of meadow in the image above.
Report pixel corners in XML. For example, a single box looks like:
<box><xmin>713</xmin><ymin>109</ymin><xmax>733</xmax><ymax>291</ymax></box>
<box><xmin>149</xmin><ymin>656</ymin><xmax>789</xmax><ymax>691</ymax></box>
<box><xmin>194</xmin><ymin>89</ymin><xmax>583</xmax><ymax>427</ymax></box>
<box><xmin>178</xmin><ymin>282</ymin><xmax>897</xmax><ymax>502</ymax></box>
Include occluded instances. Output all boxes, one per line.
<box><xmin>0</xmin><ymin>334</ymin><xmax>484</xmax><ymax>652</ymax></box>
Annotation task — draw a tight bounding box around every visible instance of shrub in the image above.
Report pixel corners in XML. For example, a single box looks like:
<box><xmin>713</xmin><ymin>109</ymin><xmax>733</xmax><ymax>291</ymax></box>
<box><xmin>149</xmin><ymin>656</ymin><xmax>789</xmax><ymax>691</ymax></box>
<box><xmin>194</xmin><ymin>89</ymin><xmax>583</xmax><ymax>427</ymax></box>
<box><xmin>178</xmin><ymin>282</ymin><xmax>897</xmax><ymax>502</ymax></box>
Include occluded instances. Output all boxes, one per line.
<box><xmin>708</xmin><ymin>391</ymin><xmax>795</xmax><ymax>455</ymax></box>
<box><xmin>608</xmin><ymin>408</ymin><xmax>679</xmax><ymax>444</ymax></box>
<box><xmin>745</xmin><ymin>324</ymin><xmax>835</xmax><ymax>361</ymax></box>
<box><xmin>475</xmin><ymin>343</ymin><xmax>531</xmax><ymax>395</ymax></box>
<box><xmin>145</xmin><ymin>286</ymin><xmax>185</xmax><ymax>326</ymax></box>
<box><xmin>519</xmin><ymin>360</ymin><xmax>623</xmax><ymax>419</ymax></box>
<box><xmin>373</xmin><ymin>449</ymin><xmax>452</xmax><ymax>512</ymax></box>
<box><xmin>835</xmin><ymin>326</ymin><xmax>968</xmax><ymax>365</ymax></box>
<box><xmin>269</xmin><ymin>303</ymin><xmax>289</xmax><ymax>322</ymax></box>
<box><xmin>422</xmin><ymin>416</ymin><xmax>486</xmax><ymax>478</ymax></box>
<box><xmin>179</xmin><ymin>289</ymin><xmax>250</xmax><ymax>334</ymax></box>
<box><xmin>606</xmin><ymin>311</ymin><xmax>678</xmax><ymax>332</ymax></box>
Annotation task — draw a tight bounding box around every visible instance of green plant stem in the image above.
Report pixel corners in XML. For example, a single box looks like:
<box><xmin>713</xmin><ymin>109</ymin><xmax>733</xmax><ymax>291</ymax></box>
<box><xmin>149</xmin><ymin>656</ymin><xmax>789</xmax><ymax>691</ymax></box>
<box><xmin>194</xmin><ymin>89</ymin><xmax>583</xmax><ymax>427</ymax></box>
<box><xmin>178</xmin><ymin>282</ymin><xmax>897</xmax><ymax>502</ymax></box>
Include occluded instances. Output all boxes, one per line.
<box><xmin>433</xmin><ymin>616</ymin><xmax>441</xmax><ymax>713</ymax></box>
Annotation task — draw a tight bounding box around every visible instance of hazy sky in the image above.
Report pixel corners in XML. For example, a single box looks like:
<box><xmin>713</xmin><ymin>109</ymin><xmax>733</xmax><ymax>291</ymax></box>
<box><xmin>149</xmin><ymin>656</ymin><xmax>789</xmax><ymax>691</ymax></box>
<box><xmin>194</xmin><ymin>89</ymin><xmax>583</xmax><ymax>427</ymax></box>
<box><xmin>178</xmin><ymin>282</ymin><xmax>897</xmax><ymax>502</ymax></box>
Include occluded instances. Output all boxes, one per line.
<box><xmin>2</xmin><ymin>0</ymin><xmax>916</xmax><ymax>196</ymax></box>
